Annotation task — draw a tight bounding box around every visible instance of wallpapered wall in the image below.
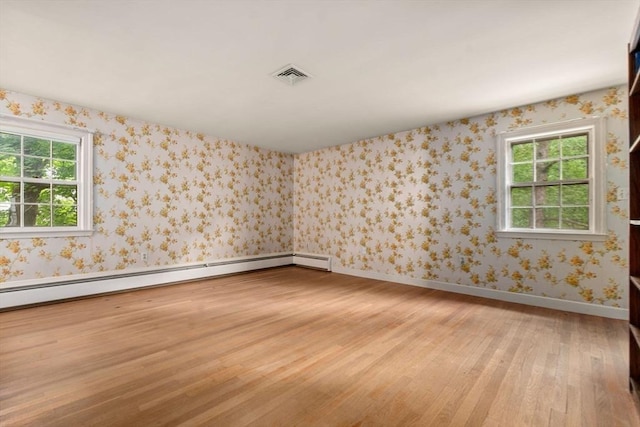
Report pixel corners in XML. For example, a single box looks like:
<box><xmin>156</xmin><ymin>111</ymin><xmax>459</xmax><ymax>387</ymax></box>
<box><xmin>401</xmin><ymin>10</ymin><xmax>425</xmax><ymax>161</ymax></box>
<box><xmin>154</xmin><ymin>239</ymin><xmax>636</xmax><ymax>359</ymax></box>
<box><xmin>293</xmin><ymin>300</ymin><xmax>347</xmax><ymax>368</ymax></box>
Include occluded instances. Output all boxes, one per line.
<box><xmin>0</xmin><ymin>89</ymin><xmax>294</xmax><ymax>283</ymax></box>
<box><xmin>294</xmin><ymin>87</ymin><xmax>629</xmax><ymax>306</ymax></box>
<box><xmin>0</xmin><ymin>87</ymin><xmax>630</xmax><ymax>308</ymax></box>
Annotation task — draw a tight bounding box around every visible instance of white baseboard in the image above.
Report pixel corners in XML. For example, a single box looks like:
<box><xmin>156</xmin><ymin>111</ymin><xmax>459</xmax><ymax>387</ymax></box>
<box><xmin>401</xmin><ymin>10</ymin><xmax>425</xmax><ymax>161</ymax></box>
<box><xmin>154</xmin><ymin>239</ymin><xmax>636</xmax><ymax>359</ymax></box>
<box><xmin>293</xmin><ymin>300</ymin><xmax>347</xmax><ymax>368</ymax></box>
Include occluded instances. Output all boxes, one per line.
<box><xmin>0</xmin><ymin>253</ymin><xmax>294</xmax><ymax>309</ymax></box>
<box><xmin>2</xmin><ymin>255</ymin><xmax>627</xmax><ymax>320</ymax></box>
<box><xmin>332</xmin><ymin>266</ymin><xmax>628</xmax><ymax>320</ymax></box>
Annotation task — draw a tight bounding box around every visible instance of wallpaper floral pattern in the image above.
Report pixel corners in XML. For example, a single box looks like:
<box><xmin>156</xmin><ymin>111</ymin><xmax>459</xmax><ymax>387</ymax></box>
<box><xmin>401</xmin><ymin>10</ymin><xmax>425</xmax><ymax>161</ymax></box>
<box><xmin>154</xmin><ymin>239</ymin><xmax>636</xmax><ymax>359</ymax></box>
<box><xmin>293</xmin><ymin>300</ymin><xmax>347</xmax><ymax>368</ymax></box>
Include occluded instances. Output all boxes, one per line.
<box><xmin>294</xmin><ymin>87</ymin><xmax>629</xmax><ymax>306</ymax></box>
<box><xmin>0</xmin><ymin>89</ymin><xmax>293</xmax><ymax>282</ymax></box>
<box><xmin>0</xmin><ymin>86</ymin><xmax>630</xmax><ymax>308</ymax></box>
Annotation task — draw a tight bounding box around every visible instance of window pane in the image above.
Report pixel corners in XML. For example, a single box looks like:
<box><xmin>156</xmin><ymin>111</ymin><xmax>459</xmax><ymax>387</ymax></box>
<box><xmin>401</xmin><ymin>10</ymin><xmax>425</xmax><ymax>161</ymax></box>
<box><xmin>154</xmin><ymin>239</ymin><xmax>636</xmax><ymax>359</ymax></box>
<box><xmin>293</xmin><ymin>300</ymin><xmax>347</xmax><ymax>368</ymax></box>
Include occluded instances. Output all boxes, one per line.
<box><xmin>0</xmin><ymin>181</ymin><xmax>19</xmax><ymax>227</ymax></box>
<box><xmin>53</xmin><ymin>183</ymin><xmax>77</xmax><ymax>226</ymax></box>
<box><xmin>23</xmin><ymin>204</ymin><xmax>40</xmax><ymax>226</ymax></box>
<box><xmin>53</xmin><ymin>204</ymin><xmax>77</xmax><ymax>226</ymax></box>
<box><xmin>52</xmin><ymin>141</ymin><xmax>76</xmax><ymax>161</ymax></box>
<box><xmin>23</xmin><ymin>183</ymin><xmax>49</xmax><ymax>227</ymax></box>
<box><xmin>536</xmin><ymin>161</ymin><xmax>560</xmax><ymax>181</ymax></box>
<box><xmin>24</xmin><ymin>156</ymin><xmax>50</xmax><ymax>179</ymax></box>
<box><xmin>562</xmin><ymin>135</ymin><xmax>588</xmax><ymax>157</ymax></box>
<box><xmin>512</xmin><ymin>163</ymin><xmax>533</xmax><ymax>183</ymax></box>
<box><xmin>0</xmin><ymin>132</ymin><xmax>21</xmax><ymax>154</ymax></box>
<box><xmin>24</xmin><ymin>137</ymin><xmax>50</xmax><ymax>157</ymax></box>
<box><xmin>511</xmin><ymin>187</ymin><xmax>532</xmax><ymax>206</ymax></box>
<box><xmin>511</xmin><ymin>208</ymin><xmax>532</xmax><ymax>228</ymax></box>
<box><xmin>52</xmin><ymin>160</ymin><xmax>76</xmax><ymax>180</ymax></box>
<box><xmin>36</xmin><ymin>186</ymin><xmax>51</xmax><ymax>204</ymax></box>
<box><xmin>562</xmin><ymin>184</ymin><xmax>589</xmax><ymax>205</ymax></box>
<box><xmin>534</xmin><ymin>185</ymin><xmax>559</xmax><ymax>206</ymax></box>
<box><xmin>53</xmin><ymin>184</ymin><xmax>77</xmax><ymax>203</ymax></box>
<box><xmin>561</xmin><ymin>207</ymin><xmax>589</xmax><ymax>230</ymax></box>
<box><xmin>512</xmin><ymin>142</ymin><xmax>533</xmax><ymax>162</ymax></box>
<box><xmin>35</xmin><ymin>204</ymin><xmax>51</xmax><ymax>226</ymax></box>
<box><xmin>0</xmin><ymin>181</ymin><xmax>20</xmax><ymax>203</ymax></box>
<box><xmin>3</xmin><ymin>208</ymin><xmax>20</xmax><ymax>226</ymax></box>
<box><xmin>24</xmin><ymin>182</ymin><xmax>49</xmax><ymax>202</ymax></box>
<box><xmin>562</xmin><ymin>158</ymin><xmax>587</xmax><ymax>180</ymax></box>
<box><xmin>535</xmin><ymin>207</ymin><xmax>560</xmax><ymax>229</ymax></box>
<box><xmin>0</xmin><ymin>209</ymin><xmax>9</xmax><ymax>227</ymax></box>
<box><xmin>536</xmin><ymin>138</ymin><xmax>560</xmax><ymax>160</ymax></box>
<box><xmin>0</xmin><ymin>154</ymin><xmax>20</xmax><ymax>176</ymax></box>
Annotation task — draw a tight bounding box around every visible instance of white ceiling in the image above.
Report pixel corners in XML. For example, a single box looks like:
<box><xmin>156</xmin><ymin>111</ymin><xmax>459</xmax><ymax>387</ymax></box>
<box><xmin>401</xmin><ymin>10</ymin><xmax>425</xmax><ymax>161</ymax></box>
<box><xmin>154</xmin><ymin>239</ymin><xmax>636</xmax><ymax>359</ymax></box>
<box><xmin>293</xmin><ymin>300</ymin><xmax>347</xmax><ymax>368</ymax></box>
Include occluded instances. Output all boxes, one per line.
<box><xmin>1</xmin><ymin>0</ymin><xmax>638</xmax><ymax>154</ymax></box>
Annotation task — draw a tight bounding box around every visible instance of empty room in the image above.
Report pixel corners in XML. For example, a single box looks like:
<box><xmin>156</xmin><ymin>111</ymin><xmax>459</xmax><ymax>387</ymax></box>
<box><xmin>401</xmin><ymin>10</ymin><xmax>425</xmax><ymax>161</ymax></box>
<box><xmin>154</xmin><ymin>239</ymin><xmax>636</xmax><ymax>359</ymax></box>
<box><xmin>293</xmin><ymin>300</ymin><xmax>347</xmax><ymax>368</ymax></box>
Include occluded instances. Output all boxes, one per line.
<box><xmin>1</xmin><ymin>0</ymin><xmax>640</xmax><ymax>425</ymax></box>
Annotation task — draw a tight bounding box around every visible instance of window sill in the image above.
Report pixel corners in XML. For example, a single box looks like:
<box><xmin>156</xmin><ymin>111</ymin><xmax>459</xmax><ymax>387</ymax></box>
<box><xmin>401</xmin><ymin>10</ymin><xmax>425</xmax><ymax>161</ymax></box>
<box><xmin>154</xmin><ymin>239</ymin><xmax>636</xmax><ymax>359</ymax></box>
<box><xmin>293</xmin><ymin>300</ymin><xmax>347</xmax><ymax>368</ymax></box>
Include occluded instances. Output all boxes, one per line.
<box><xmin>496</xmin><ymin>230</ymin><xmax>607</xmax><ymax>241</ymax></box>
<box><xmin>0</xmin><ymin>229</ymin><xmax>93</xmax><ymax>239</ymax></box>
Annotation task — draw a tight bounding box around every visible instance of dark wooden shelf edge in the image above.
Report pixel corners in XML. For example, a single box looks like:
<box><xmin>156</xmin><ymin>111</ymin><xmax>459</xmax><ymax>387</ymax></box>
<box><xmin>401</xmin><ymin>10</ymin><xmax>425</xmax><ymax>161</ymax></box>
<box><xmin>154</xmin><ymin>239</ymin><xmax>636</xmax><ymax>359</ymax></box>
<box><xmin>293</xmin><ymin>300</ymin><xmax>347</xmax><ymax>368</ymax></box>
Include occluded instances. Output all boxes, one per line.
<box><xmin>632</xmin><ymin>70</ymin><xmax>640</xmax><ymax>96</ymax></box>
<box><xmin>632</xmin><ymin>376</ymin><xmax>640</xmax><ymax>398</ymax></box>
<box><xmin>628</xmin><ymin>10</ymin><xmax>640</xmax><ymax>405</ymax></box>
<box><xmin>632</xmin><ymin>134</ymin><xmax>640</xmax><ymax>153</ymax></box>
<box><xmin>632</xmin><ymin>324</ymin><xmax>640</xmax><ymax>349</ymax></box>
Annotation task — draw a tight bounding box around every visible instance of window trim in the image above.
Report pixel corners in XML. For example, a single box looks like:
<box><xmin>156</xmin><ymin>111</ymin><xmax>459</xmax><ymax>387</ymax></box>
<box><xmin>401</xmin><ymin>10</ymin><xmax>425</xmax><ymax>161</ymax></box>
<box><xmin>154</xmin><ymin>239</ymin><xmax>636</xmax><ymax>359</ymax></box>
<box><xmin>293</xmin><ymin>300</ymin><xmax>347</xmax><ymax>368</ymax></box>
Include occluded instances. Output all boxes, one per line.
<box><xmin>0</xmin><ymin>114</ymin><xmax>93</xmax><ymax>238</ymax></box>
<box><xmin>496</xmin><ymin>117</ymin><xmax>606</xmax><ymax>241</ymax></box>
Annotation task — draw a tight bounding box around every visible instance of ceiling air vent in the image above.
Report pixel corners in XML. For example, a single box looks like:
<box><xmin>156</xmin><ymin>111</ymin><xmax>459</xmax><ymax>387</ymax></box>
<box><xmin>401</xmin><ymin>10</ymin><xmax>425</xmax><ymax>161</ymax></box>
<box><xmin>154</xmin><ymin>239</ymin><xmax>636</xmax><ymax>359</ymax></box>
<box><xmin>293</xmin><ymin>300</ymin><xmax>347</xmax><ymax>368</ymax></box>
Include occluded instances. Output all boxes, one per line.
<box><xmin>271</xmin><ymin>64</ymin><xmax>311</xmax><ymax>86</ymax></box>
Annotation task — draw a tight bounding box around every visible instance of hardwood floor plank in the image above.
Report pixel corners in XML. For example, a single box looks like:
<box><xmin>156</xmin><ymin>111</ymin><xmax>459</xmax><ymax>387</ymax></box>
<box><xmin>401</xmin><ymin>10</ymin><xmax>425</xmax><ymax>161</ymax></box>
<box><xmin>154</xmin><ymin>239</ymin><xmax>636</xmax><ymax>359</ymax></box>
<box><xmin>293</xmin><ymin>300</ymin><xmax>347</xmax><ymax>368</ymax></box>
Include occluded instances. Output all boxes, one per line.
<box><xmin>0</xmin><ymin>266</ymin><xmax>637</xmax><ymax>426</ymax></box>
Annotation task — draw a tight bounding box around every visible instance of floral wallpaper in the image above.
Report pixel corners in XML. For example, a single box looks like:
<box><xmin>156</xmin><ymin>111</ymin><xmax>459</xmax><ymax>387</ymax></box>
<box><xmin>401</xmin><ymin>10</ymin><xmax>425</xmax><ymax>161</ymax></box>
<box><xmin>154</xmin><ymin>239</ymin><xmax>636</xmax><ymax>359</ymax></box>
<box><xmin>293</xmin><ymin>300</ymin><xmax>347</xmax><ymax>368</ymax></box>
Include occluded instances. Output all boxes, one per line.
<box><xmin>0</xmin><ymin>89</ymin><xmax>294</xmax><ymax>283</ymax></box>
<box><xmin>294</xmin><ymin>87</ymin><xmax>629</xmax><ymax>306</ymax></box>
<box><xmin>0</xmin><ymin>86</ymin><xmax>630</xmax><ymax>308</ymax></box>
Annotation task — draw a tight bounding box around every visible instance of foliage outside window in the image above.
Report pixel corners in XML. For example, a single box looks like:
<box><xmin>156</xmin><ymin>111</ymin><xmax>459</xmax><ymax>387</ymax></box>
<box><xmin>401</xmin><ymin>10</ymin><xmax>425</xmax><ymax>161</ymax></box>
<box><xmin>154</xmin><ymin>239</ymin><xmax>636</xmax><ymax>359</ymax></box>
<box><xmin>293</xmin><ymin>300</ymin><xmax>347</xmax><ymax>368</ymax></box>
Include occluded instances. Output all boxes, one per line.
<box><xmin>497</xmin><ymin>117</ymin><xmax>605</xmax><ymax>240</ymax></box>
<box><xmin>0</xmin><ymin>116</ymin><xmax>93</xmax><ymax>237</ymax></box>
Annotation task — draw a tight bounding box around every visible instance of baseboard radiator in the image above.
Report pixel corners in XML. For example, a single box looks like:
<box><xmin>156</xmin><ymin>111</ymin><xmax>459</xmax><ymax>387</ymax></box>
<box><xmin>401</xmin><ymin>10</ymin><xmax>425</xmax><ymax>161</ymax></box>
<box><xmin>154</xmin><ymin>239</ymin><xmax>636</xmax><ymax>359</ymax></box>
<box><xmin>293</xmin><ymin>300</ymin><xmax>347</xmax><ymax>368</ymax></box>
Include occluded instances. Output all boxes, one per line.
<box><xmin>0</xmin><ymin>252</ymin><xmax>332</xmax><ymax>309</ymax></box>
<box><xmin>292</xmin><ymin>253</ymin><xmax>332</xmax><ymax>271</ymax></box>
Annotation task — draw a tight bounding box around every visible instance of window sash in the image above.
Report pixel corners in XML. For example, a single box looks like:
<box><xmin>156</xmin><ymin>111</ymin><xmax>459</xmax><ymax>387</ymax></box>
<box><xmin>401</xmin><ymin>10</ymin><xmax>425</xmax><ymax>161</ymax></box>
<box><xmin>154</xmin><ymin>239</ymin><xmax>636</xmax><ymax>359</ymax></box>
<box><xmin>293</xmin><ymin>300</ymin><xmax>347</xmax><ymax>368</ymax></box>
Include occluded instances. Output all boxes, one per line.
<box><xmin>496</xmin><ymin>117</ymin><xmax>606</xmax><ymax>240</ymax></box>
<box><xmin>0</xmin><ymin>115</ymin><xmax>93</xmax><ymax>237</ymax></box>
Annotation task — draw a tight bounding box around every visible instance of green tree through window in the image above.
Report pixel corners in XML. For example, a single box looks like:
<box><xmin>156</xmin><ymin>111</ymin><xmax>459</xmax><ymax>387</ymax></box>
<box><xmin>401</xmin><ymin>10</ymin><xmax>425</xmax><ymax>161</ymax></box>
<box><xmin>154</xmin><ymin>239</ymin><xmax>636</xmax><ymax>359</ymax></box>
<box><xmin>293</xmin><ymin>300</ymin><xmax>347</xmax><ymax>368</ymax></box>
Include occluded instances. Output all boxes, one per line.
<box><xmin>0</xmin><ymin>131</ymin><xmax>79</xmax><ymax>228</ymax></box>
<box><xmin>510</xmin><ymin>133</ymin><xmax>589</xmax><ymax>231</ymax></box>
<box><xmin>498</xmin><ymin>117</ymin><xmax>605</xmax><ymax>239</ymax></box>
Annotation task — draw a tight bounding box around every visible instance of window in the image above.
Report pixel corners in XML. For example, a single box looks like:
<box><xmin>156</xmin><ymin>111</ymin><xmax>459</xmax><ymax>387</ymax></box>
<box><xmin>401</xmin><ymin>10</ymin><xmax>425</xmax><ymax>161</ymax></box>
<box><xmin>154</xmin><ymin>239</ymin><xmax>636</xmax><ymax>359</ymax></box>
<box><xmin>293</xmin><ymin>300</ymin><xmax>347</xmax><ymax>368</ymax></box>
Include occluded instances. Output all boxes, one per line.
<box><xmin>0</xmin><ymin>115</ymin><xmax>93</xmax><ymax>237</ymax></box>
<box><xmin>497</xmin><ymin>117</ymin><xmax>605</xmax><ymax>240</ymax></box>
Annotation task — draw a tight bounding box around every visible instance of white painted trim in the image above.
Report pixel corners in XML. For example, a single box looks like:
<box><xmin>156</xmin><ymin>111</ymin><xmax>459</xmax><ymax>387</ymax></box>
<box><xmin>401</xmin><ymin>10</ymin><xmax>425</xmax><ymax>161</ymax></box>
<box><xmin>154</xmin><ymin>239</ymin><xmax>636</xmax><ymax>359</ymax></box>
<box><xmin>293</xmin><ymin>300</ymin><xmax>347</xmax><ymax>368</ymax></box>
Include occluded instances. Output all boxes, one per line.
<box><xmin>332</xmin><ymin>266</ymin><xmax>628</xmax><ymax>320</ymax></box>
<box><xmin>0</xmin><ymin>113</ymin><xmax>97</xmax><ymax>134</ymax></box>
<box><xmin>3</xmin><ymin>255</ymin><xmax>625</xmax><ymax>320</ymax></box>
<box><xmin>0</xmin><ymin>253</ymin><xmax>293</xmax><ymax>309</ymax></box>
<box><xmin>0</xmin><ymin>115</ymin><xmax>94</xmax><ymax>237</ymax></box>
<box><xmin>0</xmin><ymin>252</ymin><xmax>294</xmax><ymax>290</ymax></box>
<box><xmin>495</xmin><ymin>230</ymin><xmax>607</xmax><ymax>241</ymax></box>
<box><xmin>496</xmin><ymin>117</ymin><xmax>607</xmax><ymax>239</ymax></box>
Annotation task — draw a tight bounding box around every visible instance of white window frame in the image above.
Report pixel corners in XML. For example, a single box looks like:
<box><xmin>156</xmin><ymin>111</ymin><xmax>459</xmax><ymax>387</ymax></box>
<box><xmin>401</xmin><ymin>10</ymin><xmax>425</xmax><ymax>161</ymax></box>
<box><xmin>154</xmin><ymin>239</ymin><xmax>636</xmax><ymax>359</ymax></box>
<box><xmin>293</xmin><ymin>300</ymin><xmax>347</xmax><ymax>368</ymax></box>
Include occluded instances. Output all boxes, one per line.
<box><xmin>0</xmin><ymin>115</ymin><xmax>93</xmax><ymax>238</ymax></box>
<box><xmin>496</xmin><ymin>117</ymin><xmax>606</xmax><ymax>241</ymax></box>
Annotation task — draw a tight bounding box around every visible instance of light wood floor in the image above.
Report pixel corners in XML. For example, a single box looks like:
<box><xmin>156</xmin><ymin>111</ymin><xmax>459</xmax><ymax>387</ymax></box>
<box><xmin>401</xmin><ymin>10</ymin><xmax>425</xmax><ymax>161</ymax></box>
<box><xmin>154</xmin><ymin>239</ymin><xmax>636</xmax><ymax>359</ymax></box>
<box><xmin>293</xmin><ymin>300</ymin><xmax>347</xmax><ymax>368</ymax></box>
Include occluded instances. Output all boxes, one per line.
<box><xmin>0</xmin><ymin>266</ymin><xmax>638</xmax><ymax>426</ymax></box>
